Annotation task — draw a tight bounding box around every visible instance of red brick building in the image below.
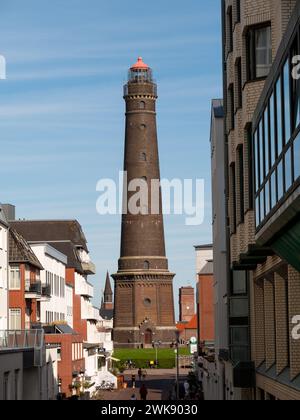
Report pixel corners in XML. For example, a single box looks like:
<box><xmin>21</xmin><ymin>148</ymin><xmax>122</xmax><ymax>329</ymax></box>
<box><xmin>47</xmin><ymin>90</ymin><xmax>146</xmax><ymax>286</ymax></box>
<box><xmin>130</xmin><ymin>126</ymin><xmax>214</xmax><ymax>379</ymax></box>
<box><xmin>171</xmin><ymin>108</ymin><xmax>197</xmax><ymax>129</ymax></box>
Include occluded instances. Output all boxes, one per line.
<box><xmin>176</xmin><ymin>314</ymin><xmax>198</xmax><ymax>344</ymax></box>
<box><xmin>179</xmin><ymin>286</ymin><xmax>195</xmax><ymax>323</ymax></box>
<box><xmin>8</xmin><ymin>228</ymin><xmax>45</xmax><ymax>330</ymax></box>
<box><xmin>195</xmin><ymin>245</ymin><xmax>215</xmax><ymax>349</ymax></box>
<box><xmin>44</xmin><ymin>324</ymin><xmax>85</xmax><ymax>396</ymax></box>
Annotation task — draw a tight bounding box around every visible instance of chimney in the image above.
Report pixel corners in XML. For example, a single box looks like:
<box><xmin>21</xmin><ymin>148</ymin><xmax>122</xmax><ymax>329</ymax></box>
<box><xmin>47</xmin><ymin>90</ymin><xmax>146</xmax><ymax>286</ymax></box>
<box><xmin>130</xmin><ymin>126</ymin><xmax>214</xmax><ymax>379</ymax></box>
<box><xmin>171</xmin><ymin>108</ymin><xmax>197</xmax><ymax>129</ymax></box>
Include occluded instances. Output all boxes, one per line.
<box><xmin>2</xmin><ymin>204</ymin><xmax>16</xmax><ymax>221</ymax></box>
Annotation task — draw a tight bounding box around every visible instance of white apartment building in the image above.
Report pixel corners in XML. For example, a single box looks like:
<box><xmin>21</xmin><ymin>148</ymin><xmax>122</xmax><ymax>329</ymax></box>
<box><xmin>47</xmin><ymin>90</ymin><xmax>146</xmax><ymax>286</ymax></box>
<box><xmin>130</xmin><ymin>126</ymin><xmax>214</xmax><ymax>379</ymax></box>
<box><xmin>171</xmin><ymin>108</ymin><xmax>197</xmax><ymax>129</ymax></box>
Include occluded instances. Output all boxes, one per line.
<box><xmin>30</xmin><ymin>243</ymin><xmax>69</xmax><ymax>325</ymax></box>
<box><xmin>0</xmin><ymin>206</ymin><xmax>8</xmax><ymax>331</ymax></box>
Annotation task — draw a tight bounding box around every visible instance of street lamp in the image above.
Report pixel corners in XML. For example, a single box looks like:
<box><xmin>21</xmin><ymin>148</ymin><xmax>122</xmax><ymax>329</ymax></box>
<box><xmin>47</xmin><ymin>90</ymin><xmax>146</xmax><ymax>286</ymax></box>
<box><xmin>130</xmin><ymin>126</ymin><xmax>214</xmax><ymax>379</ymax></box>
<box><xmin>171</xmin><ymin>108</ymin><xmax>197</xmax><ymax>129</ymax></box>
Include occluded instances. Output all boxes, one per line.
<box><xmin>175</xmin><ymin>330</ymin><xmax>180</xmax><ymax>400</ymax></box>
<box><xmin>153</xmin><ymin>340</ymin><xmax>161</xmax><ymax>368</ymax></box>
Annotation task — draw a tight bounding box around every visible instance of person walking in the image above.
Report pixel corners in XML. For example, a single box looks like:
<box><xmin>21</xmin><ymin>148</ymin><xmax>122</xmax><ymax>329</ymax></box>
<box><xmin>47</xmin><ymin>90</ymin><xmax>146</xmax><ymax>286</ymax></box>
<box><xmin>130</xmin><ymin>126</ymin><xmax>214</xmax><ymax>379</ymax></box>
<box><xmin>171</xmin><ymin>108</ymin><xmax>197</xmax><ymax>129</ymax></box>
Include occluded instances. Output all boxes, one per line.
<box><xmin>138</xmin><ymin>368</ymin><xmax>142</xmax><ymax>382</ymax></box>
<box><xmin>140</xmin><ymin>384</ymin><xmax>148</xmax><ymax>401</ymax></box>
<box><xmin>184</xmin><ymin>380</ymin><xmax>190</xmax><ymax>399</ymax></box>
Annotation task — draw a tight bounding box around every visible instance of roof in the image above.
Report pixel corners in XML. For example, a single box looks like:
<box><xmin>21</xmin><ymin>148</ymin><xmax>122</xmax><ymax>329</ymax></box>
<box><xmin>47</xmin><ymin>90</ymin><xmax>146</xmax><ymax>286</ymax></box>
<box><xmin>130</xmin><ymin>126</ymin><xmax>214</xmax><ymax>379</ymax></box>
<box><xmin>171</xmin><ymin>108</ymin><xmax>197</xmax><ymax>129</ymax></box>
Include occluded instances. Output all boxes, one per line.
<box><xmin>99</xmin><ymin>307</ymin><xmax>114</xmax><ymax>321</ymax></box>
<box><xmin>9</xmin><ymin>228</ymin><xmax>44</xmax><ymax>270</ymax></box>
<box><xmin>130</xmin><ymin>57</ymin><xmax>149</xmax><ymax>70</ymax></box>
<box><xmin>104</xmin><ymin>271</ymin><xmax>113</xmax><ymax>296</ymax></box>
<box><xmin>177</xmin><ymin>314</ymin><xmax>198</xmax><ymax>331</ymax></box>
<box><xmin>43</xmin><ymin>324</ymin><xmax>77</xmax><ymax>335</ymax></box>
<box><xmin>199</xmin><ymin>260</ymin><xmax>214</xmax><ymax>275</ymax></box>
<box><xmin>10</xmin><ymin>220</ymin><xmax>88</xmax><ymax>252</ymax></box>
<box><xmin>10</xmin><ymin>220</ymin><xmax>90</xmax><ymax>274</ymax></box>
<box><xmin>194</xmin><ymin>244</ymin><xmax>213</xmax><ymax>250</ymax></box>
<box><xmin>0</xmin><ymin>205</ymin><xmax>8</xmax><ymax>227</ymax></box>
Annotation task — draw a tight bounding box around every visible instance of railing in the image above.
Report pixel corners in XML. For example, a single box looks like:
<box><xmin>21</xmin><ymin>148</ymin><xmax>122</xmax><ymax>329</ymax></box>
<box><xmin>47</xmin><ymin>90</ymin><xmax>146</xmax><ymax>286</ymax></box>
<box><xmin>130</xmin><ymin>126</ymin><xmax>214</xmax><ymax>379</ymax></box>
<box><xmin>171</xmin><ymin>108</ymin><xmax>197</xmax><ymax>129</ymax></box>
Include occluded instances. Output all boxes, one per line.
<box><xmin>42</xmin><ymin>284</ymin><xmax>51</xmax><ymax>297</ymax></box>
<box><xmin>25</xmin><ymin>281</ymin><xmax>42</xmax><ymax>295</ymax></box>
<box><xmin>0</xmin><ymin>330</ymin><xmax>45</xmax><ymax>366</ymax></box>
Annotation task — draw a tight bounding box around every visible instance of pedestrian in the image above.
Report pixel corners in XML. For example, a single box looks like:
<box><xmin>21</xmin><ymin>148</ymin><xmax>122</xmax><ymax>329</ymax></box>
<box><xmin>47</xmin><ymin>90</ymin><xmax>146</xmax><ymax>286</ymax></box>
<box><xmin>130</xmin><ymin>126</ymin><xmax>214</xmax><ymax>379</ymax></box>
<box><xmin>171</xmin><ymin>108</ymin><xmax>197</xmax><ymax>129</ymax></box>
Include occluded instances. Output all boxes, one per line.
<box><xmin>184</xmin><ymin>380</ymin><xmax>190</xmax><ymax>399</ymax></box>
<box><xmin>138</xmin><ymin>368</ymin><xmax>142</xmax><ymax>382</ymax></box>
<box><xmin>131</xmin><ymin>374</ymin><xmax>136</xmax><ymax>389</ymax></box>
<box><xmin>140</xmin><ymin>384</ymin><xmax>148</xmax><ymax>401</ymax></box>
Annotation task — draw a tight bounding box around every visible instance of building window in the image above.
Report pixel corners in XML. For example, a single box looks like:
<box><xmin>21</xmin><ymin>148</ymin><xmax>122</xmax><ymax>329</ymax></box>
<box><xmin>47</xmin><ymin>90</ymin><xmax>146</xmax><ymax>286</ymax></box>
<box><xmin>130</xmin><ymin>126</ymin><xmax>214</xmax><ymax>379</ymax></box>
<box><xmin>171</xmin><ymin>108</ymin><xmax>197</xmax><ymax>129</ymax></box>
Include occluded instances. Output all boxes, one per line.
<box><xmin>144</xmin><ymin>261</ymin><xmax>150</xmax><ymax>270</ymax></box>
<box><xmin>246</xmin><ymin>125</ymin><xmax>254</xmax><ymax>210</ymax></box>
<box><xmin>227</xmin><ymin>7</ymin><xmax>233</xmax><ymax>53</ymax></box>
<box><xmin>141</xmin><ymin>152</ymin><xmax>147</xmax><ymax>162</ymax></box>
<box><xmin>276</xmin><ymin>76</ymin><xmax>284</xmax><ymax>155</ymax></box>
<box><xmin>232</xmin><ymin>271</ymin><xmax>247</xmax><ymax>295</ymax></box>
<box><xmin>236</xmin><ymin>58</ymin><xmax>242</xmax><ymax>109</ymax></box>
<box><xmin>144</xmin><ymin>298</ymin><xmax>151</xmax><ymax>307</ymax></box>
<box><xmin>230</xmin><ymin>163</ymin><xmax>237</xmax><ymax>233</ymax></box>
<box><xmin>235</xmin><ymin>0</ymin><xmax>241</xmax><ymax>23</ymax></box>
<box><xmin>9</xmin><ymin>266</ymin><xmax>21</xmax><ymax>290</ymax></box>
<box><xmin>139</xmin><ymin>101</ymin><xmax>146</xmax><ymax>110</ymax></box>
<box><xmin>247</xmin><ymin>25</ymin><xmax>272</xmax><ymax>80</ymax></box>
<box><xmin>228</xmin><ymin>84</ymin><xmax>235</xmax><ymax>131</ymax></box>
<box><xmin>3</xmin><ymin>372</ymin><xmax>9</xmax><ymax>400</ymax></box>
<box><xmin>237</xmin><ymin>145</ymin><xmax>245</xmax><ymax>223</ymax></box>
<box><xmin>294</xmin><ymin>132</ymin><xmax>300</xmax><ymax>180</ymax></box>
<box><xmin>14</xmin><ymin>370</ymin><xmax>20</xmax><ymax>400</ymax></box>
<box><xmin>9</xmin><ymin>309</ymin><xmax>21</xmax><ymax>331</ymax></box>
<box><xmin>283</xmin><ymin>59</ymin><xmax>291</xmax><ymax>144</ymax></box>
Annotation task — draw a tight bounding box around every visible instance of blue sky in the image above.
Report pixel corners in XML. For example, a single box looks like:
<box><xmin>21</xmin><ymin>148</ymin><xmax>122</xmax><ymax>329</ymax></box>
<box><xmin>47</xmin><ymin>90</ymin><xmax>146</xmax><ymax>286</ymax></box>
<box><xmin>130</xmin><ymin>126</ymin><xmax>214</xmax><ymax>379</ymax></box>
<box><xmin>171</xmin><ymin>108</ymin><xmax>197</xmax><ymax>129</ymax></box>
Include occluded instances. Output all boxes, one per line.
<box><xmin>0</xmin><ymin>0</ymin><xmax>222</xmax><ymax>318</ymax></box>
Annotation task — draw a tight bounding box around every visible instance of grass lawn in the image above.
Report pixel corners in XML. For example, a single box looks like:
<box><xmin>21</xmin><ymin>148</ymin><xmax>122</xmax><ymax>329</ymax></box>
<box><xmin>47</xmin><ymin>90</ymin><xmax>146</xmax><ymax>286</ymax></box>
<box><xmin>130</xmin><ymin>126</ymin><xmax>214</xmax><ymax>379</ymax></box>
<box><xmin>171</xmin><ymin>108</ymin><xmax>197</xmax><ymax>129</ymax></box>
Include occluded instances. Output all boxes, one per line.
<box><xmin>113</xmin><ymin>347</ymin><xmax>191</xmax><ymax>369</ymax></box>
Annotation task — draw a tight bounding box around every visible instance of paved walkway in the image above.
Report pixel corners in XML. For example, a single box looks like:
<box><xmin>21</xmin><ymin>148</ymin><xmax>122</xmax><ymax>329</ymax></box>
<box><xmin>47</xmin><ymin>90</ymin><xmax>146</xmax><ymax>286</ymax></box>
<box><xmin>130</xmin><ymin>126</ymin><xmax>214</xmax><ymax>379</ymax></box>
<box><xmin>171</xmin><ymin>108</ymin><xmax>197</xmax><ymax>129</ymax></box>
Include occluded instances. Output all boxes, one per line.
<box><xmin>97</xmin><ymin>369</ymin><xmax>190</xmax><ymax>401</ymax></box>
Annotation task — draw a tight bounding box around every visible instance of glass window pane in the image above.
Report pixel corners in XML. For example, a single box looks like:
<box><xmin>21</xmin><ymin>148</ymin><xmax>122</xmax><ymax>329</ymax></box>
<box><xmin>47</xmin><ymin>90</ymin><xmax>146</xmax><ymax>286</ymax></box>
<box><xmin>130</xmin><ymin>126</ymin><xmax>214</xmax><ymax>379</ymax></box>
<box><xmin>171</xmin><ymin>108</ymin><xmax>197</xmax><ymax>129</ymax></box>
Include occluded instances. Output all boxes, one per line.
<box><xmin>271</xmin><ymin>170</ymin><xmax>277</xmax><ymax>209</ymax></box>
<box><xmin>276</xmin><ymin>77</ymin><xmax>283</xmax><ymax>156</ymax></box>
<box><xmin>259</xmin><ymin>121</ymin><xmax>265</xmax><ymax>181</ymax></box>
<box><xmin>256</xmin><ymin>197</ymin><xmax>260</xmax><ymax>227</ymax></box>
<box><xmin>231</xmin><ymin>327</ymin><xmax>249</xmax><ymax>345</ymax></box>
<box><xmin>232</xmin><ymin>271</ymin><xmax>247</xmax><ymax>295</ymax></box>
<box><xmin>294</xmin><ymin>133</ymin><xmax>300</xmax><ymax>180</ymax></box>
<box><xmin>264</xmin><ymin>108</ymin><xmax>270</xmax><ymax>173</ymax></box>
<box><xmin>269</xmin><ymin>93</ymin><xmax>276</xmax><ymax>166</ymax></box>
<box><xmin>265</xmin><ymin>181</ymin><xmax>270</xmax><ymax>216</ymax></box>
<box><xmin>254</xmin><ymin>130</ymin><xmax>260</xmax><ymax>191</ymax></box>
<box><xmin>260</xmin><ymin>189</ymin><xmax>265</xmax><ymax>221</ymax></box>
<box><xmin>283</xmin><ymin>60</ymin><xmax>291</xmax><ymax>143</ymax></box>
<box><xmin>277</xmin><ymin>159</ymin><xmax>284</xmax><ymax>200</ymax></box>
<box><xmin>285</xmin><ymin>147</ymin><xmax>292</xmax><ymax>191</ymax></box>
<box><xmin>255</xmin><ymin>26</ymin><xmax>272</xmax><ymax>78</ymax></box>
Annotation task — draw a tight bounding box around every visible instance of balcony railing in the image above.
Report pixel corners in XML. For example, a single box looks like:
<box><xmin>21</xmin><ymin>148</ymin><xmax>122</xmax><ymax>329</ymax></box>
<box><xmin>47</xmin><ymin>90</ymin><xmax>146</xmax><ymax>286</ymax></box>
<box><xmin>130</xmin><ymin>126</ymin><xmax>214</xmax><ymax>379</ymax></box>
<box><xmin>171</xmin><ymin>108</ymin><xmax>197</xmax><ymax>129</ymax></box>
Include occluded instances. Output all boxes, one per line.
<box><xmin>25</xmin><ymin>281</ymin><xmax>42</xmax><ymax>295</ymax></box>
<box><xmin>0</xmin><ymin>330</ymin><xmax>45</xmax><ymax>366</ymax></box>
<box><xmin>42</xmin><ymin>284</ymin><xmax>51</xmax><ymax>297</ymax></box>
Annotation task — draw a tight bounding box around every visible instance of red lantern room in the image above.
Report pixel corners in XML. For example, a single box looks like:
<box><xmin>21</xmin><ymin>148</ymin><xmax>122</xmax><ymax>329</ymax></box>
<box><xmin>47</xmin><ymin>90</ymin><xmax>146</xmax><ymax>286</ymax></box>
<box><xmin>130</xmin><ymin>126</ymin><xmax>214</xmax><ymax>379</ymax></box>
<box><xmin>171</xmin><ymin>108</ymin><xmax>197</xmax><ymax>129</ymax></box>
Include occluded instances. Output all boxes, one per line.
<box><xmin>128</xmin><ymin>56</ymin><xmax>153</xmax><ymax>83</ymax></box>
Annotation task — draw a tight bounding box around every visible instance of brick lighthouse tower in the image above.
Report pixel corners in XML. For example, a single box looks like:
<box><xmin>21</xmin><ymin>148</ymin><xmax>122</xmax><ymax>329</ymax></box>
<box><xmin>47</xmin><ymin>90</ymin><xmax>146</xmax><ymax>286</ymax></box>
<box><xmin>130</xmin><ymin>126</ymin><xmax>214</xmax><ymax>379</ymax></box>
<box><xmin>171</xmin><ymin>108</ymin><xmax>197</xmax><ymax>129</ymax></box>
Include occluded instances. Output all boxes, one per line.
<box><xmin>112</xmin><ymin>57</ymin><xmax>176</xmax><ymax>348</ymax></box>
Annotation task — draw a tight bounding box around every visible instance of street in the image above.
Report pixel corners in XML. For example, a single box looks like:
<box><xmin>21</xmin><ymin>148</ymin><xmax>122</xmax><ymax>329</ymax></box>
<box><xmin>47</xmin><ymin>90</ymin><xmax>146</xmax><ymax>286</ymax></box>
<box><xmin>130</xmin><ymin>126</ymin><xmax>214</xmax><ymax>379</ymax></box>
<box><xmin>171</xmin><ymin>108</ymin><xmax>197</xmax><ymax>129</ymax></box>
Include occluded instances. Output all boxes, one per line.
<box><xmin>96</xmin><ymin>369</ymin><xmax>190</xmax><ymax>401</ymax></box>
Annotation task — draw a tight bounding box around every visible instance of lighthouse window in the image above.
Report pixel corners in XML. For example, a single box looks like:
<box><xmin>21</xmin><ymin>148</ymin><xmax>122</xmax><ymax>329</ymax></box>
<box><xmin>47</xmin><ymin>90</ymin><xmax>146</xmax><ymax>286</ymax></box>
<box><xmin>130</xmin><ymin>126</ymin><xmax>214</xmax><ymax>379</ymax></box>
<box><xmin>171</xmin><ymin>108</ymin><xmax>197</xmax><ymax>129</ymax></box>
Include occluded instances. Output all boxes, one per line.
<box><xmin>139</xmin><ymin>101</ymin><xmax>146</xmax><ymax>109</ymax></box>
<box><xmin>144</xmin><ymin>261</ymin><xmax>150</xmax><ymax>270</ymax></box>
<box><xmin>144</xmin><ymin>298</ymin><xmax>151</xmax><ymax>307</ymax></box>
<box><xmin>141</xmin><ymin>152</ymin><xmax>147</xmax><ymax>161</ymax></box>
<box><xmin>140</xmin><ymin>124</ymin><xmax>146</xmax><ymax>130</ymax></box>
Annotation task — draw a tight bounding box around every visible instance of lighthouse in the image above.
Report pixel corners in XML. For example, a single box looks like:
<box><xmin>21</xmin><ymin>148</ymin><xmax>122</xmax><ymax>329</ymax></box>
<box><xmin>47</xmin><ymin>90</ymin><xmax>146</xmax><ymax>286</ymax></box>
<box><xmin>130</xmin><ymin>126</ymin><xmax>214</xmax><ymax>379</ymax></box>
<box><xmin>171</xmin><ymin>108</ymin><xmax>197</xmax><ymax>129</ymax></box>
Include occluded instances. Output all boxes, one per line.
<box><xmin>112</xmin><ymin>57</ymin><xmax>176</xmax><ymax>348</ymax></box>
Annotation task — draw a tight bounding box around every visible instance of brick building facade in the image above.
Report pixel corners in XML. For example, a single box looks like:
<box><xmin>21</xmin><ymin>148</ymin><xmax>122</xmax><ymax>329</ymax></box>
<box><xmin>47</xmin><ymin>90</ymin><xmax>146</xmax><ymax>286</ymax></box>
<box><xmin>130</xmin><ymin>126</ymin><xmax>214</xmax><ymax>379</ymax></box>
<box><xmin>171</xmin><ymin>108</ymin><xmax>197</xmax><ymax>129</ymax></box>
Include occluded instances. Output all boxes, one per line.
<box><xmin>222</xmin><ymin>0</ymin><xmax>300</xmax><ymax>400</ymax></box>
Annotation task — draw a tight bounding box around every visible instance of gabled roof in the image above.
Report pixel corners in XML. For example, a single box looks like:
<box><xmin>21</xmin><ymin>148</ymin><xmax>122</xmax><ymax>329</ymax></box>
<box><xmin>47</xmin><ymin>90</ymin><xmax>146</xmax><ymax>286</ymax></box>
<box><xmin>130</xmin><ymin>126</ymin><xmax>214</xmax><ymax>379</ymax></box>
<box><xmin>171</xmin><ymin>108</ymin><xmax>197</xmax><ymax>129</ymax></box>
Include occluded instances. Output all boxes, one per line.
<box><xmin>10</xmin><ymin>220</ymin><xmax>90</xmax><ymax>274</ymax></box>
<box><xmin>176</xmin><ymin>314</ymin><xmax>198</xmax><ymax>331</ymax></box>
<box><xmin>9</xmin><ymin>228</ymin><xmax>43</xmax><ymax>270</ymax></box>
<box><xmin>10</xmin><ymin>220</ymin><xmax>88</xmax><ymax>252</ymax></box>
<box><xmin>0</xmin><ymin>205</ymin><xmax>8</xmax><ymax>227</ymax></box>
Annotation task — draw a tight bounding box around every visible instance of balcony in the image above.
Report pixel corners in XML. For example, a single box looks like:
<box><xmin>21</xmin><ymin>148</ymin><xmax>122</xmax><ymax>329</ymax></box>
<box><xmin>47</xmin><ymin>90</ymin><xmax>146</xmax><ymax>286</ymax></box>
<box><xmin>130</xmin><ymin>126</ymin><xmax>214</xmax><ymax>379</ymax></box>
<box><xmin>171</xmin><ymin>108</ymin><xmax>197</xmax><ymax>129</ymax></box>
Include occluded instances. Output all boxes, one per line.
<box><xmin>0</xmin><ymin>330</ymin><xmax>45</xmax><ymax>367</ymax></box>
<box><xmin>25</xmin><ymin>281</ymin><xmax>42</xmax><ymax>299</ymax></box>
<box><xmin>83</xmin><ymin>305</ymin><xmax>100</xmax><ymax>322</ymax></box>
<box><xmin>79</xmin><ymin>281</ymin><xmax>94</xmax><ymax>298</ymax></box>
